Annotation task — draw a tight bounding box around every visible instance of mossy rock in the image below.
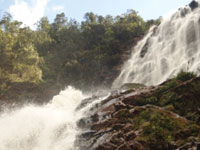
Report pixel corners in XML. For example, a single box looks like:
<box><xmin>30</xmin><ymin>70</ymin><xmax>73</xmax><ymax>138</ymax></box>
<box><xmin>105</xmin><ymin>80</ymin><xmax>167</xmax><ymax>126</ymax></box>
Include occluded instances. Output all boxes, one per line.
<box><xmin>159</xmin><ymin>92</ymin><xmax>178</xmax><ymax>106</ymax></box>
<box><xmin>132</xmin><ymin>96</ymin><xmax>158</xmax><ymax>106</ymax></box>
<box><xmin>155</xmin><ymin>76</ymin><xmax>200</xmax><ymax>117</ymax></box>
<box><xmin>114</xmin><ymin>109</ymin><xmax>131</xmax><ymax>119</ymax></box>
<box><xmin>144</xmin><ymin>96</ymin><xmax>158</xmax><ymax>105</ymax></box>
<box><xmin>120</xmin><ymin>83</ymin><xmax>146</xmax><ymax>90</ymax></box>
<box><xmin>186</xmin><ymin>112</ymin><xmax>200</xmax><ymax>124</ymax></box>
<box><xmin>164</xmin><ymin>104</ymin><xmax>175</xmax><ymax>112</ymax></box>
<box><xmin>156</xmin><ymin>79</ymin><xmax>179</xmax><ymax>97</ymax></box>
<box><xmin>132</xmin><ymin>106</ymin><xmax>188</xmax><ymax>149</ymax></box>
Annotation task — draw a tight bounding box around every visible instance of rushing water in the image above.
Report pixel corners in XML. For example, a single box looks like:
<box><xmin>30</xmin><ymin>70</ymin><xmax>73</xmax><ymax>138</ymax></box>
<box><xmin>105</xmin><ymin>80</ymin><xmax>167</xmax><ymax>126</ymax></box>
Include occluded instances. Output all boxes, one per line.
<box><xmin>1</xmin><ymin>1</ymin><xmax>200</xmax><ymax>150</ymax></box>
<box><xmin>0</xmin><ymin>86</ymin><xmax>89</xmax><ymax>150</ymax></box>
<box><xmin>113</xmin><ymin>1</ymin><xmax>200</xmax><ymax>87</ymax></box>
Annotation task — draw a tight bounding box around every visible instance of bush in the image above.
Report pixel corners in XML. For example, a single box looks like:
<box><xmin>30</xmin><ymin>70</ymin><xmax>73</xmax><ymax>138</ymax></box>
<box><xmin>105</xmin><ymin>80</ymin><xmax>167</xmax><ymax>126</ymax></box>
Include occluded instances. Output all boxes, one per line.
<box><xmin>176</xmin><ymin>71</ymin><xmax>196</xmax><ymax>82</ymax></box>
<box><xmin>133</xmin><ymin>108</ymin><xmax>187</xmax><ymax>149</ymax></box>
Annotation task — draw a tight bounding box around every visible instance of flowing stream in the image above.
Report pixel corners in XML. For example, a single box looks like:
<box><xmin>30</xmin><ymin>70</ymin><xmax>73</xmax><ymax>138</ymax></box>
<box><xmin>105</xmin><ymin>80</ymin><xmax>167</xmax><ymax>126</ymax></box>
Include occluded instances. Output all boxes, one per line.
<box><xmin>113</xmin><ymin>0</ymin><xmax>200</xmax><ymax>87</ymax></box>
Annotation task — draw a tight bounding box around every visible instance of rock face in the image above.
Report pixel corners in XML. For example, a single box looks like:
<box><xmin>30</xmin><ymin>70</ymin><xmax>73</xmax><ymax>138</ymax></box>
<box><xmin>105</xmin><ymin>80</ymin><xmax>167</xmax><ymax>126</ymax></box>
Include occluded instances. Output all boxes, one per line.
<box><xmin>76</xmin><ymin>74</ymin><xmax>200</xmax><ymax>150</ymax></box>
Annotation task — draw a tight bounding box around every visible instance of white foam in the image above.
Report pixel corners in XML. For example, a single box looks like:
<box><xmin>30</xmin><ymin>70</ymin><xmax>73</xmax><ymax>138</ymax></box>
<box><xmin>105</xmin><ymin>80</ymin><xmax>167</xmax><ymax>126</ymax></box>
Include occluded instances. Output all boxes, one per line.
<box><xmin>113</xmin><ymin>3</ymin><xmax>200</xmax><ymax>87</ymax></box>
<box><xmin>0</xmin><ymin>86</ymin><xmax>87</xmax><ymax>150</ymax></box>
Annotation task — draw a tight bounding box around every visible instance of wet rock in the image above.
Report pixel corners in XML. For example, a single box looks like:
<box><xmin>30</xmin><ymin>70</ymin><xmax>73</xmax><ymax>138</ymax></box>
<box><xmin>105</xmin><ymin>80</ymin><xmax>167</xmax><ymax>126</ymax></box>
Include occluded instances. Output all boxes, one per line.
<box><xmin>102</xmin><ymin>104</ymin><xmax>115</xmax><ymax>113</ymax></box>
<box><xmin>117</xmin><ymin>144</ymin><xmax>131</xmax><ymax>150</ymax></box>
<box><xmin>91</xmin><ymin>119</ymin><xmax>114</xmax><ymax>130</ymax></box>
<box><xmin>114</xmin><ymin>101</ymin><xmax>127</xmax><ymax>111</ymax></box>
<box><xmin>109</xmin><ymin>132</ymin><xmax>124</xmax><ymax>145</ymax></box>
<box><xmin>77</xmin><ymin>118</ymin><xmax>87</xmax><ymax>129</ymax></box>
<box><xmin>95</xmin><ymin>142</ymin><xmax>117</xmax><ymax>150</ymax></box>
<box><xmin>123</xmin><ymin>123</ymin><xmax>133</xmax><ymax>133</ymax></box>
<box><xmin>140</xmin><ymin>38</ymin><xmax>150</xmax><ymax>58</ymax></box>
<box><xmin>176</xmin><ymin>142</ymin><xmax>200</xmax><ymax>150</ymax></box>
<box><xmin>120</xmin><ymin>83</ymin><xmax>146</xmax><ymax>90</ymax></box>
<box><xmin>189</xmin><ymin>0</ymin><xmax>198</xmax><ymax>10</ymax></box>
<box><xmin>91</xmin><ymin>113</ymin><xmax>99</xmax><ymax>122</ymax></box>
<box><xmin>113</xmin><ymin>109</ymin><xmax>132</xmax><ymax>118</ymax></box>
<box><xmin>80</xmin><ymin>130</ymin><xmax>97</xmax><ymax>138</ymax></box>
<box><xmin>124</xmin><ymin>131</ymin><xmax>136</xmax><ymax>141</ymax></box>
<box><xmin>130</xmin><ymin>141</ymin><xmax>145</xmax><ymax>150</ymax></box>
<box><xmin>76</xmin><ymin>96</ymin><xmax>97</xmax><ymax>110</ymax></box>
<box><xmin>140</xmin><ymin>26</ymin><xmax>158</xmax><ymax>58</ymax></box>
<box><xmin>112</xmin><ymin>123</ymin><xmax>125</xmax><ymax>130</ymax></box>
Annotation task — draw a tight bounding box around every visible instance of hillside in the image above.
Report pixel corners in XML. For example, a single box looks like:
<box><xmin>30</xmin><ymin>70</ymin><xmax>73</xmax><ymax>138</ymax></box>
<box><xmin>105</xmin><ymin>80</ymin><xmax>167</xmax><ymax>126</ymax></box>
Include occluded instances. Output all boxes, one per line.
<box><xmin>0</xmin><ymin>11</ymin><xmax>159</xmax><ymax>105</ymax></box>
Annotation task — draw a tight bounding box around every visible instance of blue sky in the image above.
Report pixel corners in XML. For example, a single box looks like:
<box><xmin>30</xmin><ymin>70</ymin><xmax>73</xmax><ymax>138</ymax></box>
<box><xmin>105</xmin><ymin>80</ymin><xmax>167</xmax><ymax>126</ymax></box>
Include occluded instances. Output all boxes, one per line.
<box><xmin>0</xmin><ymin>0</ymin><xmax>192</xmax><ymax>29</ymax></box>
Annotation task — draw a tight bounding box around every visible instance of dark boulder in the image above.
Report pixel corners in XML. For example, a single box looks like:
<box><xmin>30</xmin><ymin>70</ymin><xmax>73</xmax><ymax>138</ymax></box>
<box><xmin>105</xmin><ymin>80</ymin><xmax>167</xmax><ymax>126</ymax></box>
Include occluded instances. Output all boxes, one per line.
<box><xmin>189</xmin><ymin>0</ymin><xmax>198</xmax><ymax>10</ymax></box>
<box><xmin>77</xmin><ymin>118</ymin><xmax>87</xmax><ymax>129</ymax></box>
<box><xmin>140</xmin><ymin>38</ymin><xmax>149</xmax><ymax>58</ymax></box>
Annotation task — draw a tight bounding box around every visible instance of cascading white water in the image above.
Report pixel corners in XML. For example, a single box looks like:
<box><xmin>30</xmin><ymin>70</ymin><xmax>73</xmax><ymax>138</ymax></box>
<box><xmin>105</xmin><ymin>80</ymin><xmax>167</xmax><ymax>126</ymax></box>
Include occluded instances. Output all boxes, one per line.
<box><xmin>2</xmin><ymin>1</ymin><xmax>200</xmax><ymax>149</ymax></box>
<box><xmin>0</xmin><ymin>86</ymin><xmax>91</xmax><ymax>150</ymax></box>
<box><xmin>113</xmin><ymin>1</ymin><xmax>200</xmax><ymax>87</ymax></box>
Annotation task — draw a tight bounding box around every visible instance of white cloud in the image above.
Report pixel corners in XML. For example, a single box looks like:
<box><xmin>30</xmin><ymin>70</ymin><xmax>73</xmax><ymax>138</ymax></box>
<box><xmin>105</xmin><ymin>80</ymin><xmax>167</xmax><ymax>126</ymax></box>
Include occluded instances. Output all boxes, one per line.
<box><xmin>9</xmin><ymin>0</ymin><xmax>49</xmax><ymax>29</ymax></box>
<box><xmin>52</xmin><ymin>5</ymin><xmax>64</xmax><ymax>12</ymax></box>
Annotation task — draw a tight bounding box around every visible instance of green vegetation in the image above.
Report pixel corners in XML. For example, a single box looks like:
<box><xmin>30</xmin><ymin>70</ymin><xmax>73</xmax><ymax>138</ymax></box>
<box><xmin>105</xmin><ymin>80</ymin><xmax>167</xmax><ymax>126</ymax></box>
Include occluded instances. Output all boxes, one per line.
<box><xmin>0</xmin><ymin>13</ymin><xmax>42</xmax><ymax>95</ymax></box>
<box><xmin>133</xmin><ymin>107</ymin><xmax>187</xmax><ymax>149</ymax></box>
<box><xmin>104</xmin><ymin>73</ymin><xmax>200</xmax><ymax>149</ymax></box>
<box><xmin>176</xmin><ymin>70</ymin><xmax>196</xmax><ymax>82</ymax></box>
<box><xmin>130</xmin><ymin>73</ymin><xmax>200</xmax><ymax>149</ymax></box>
<box><xmin>0</xmin><ymin>10</ymin><xmax>159</xmax><ymax>102</ymax></box>
<box><xmin>73</xmin><ymin>69</ymin><xmax>200</xmax><ymax>150</ymax></box>
<box><xmin>122</xmin><ymin>71</ymin><xmax>200</xmax><ymax>122</ymax></box>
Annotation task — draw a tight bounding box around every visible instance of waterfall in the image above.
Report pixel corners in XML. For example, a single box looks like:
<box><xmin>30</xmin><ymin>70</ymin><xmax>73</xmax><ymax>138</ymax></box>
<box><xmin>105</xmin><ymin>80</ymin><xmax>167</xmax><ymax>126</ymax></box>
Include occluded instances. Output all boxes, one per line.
<box><xmin>113</xmin><ymin>0</ymin><xmax>200</xmax><ymax>87</ymax></box>
<box><xmin>0</xmin><ymin>86</ymin><xmax>95</xmax><ymax>150</ymax></box>
<box><xmin>1</xmin><ymin>1</ymin><xmax>200</xmax><ymax>150</ymax></box>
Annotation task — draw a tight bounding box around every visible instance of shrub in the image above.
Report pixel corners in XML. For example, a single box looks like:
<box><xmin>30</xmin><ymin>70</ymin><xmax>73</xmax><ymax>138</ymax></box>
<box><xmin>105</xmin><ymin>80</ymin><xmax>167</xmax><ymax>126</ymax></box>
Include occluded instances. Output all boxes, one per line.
<box><xmin>176</xmin><ymin>71</ymin><xmax>196</xmax><ymax>82</ymax></box>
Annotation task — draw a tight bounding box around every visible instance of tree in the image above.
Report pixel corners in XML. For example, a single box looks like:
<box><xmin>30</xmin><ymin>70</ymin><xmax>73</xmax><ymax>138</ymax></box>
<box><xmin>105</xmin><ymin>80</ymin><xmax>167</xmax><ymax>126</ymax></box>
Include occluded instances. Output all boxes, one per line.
<box><xmin>0</xmin><ymin>10</ymin><xmax>157</xmax><ymax>90</ymax></box>
<box><xmin>37</xmin><ymin>17</ymin><xmax>51</xmax><ymax>32</ymax></box>
<box><xmin>52</xmin><ymin>13</ymin><xmax>67</xmax><ymax>32</ymax></box>
<box><xmin>0</xmin><ymin>15</ymin><xmax>42</xmax><ymax>85</ymax></box>
<box><xmin>84</xmin><ymin>12</ymin><xmax>97</xmax><ymax>23</ymax></box>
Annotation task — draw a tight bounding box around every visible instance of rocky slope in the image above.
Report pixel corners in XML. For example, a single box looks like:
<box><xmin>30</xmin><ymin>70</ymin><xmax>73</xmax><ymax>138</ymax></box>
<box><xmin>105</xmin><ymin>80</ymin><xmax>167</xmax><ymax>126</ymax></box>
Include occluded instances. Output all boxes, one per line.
<box><xmin>76</xmin><ymin>72</ymin><xmax>200</xmax><ymax>150</ymax></box>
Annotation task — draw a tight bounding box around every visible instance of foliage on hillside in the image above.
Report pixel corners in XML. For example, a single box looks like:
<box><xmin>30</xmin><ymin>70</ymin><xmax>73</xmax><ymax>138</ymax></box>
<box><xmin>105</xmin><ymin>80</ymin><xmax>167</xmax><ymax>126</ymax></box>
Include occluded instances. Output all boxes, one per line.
<box><xmin>0</xmin><ymin>13</ymin><xmax>42</xmax><ymax>93</ymax></box>
<box><xmin>0</xmin><ymin>11</ymin><xmax>160</xmax><ymax>102</ymax></box>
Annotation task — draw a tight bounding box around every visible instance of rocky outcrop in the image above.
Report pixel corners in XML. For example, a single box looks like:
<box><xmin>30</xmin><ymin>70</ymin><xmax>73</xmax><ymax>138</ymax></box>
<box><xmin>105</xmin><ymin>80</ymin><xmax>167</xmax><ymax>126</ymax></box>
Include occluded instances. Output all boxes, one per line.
<box><xmin>189</xmin><ymin>0</ymin><xmax>198</xmax><ymax>10</ymax></box>
<box><xmin>140</xmin><ymin>26</ymin><xmax>158</xmax><ymax>58</ymax></box>
<box><xmin>76</xmin><ymin>74</ymin><xmax>200</xmax><ymax>150</ymax></box>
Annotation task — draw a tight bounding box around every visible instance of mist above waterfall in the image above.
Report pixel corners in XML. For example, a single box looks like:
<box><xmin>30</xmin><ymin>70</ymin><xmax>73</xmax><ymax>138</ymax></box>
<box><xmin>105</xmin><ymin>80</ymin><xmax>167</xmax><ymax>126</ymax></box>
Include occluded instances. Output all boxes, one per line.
<box><xmin>113</xmin><ymin>0</ymin><xmax>200</xmax><ymax>87</ymax></box>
